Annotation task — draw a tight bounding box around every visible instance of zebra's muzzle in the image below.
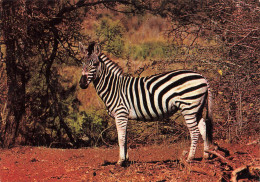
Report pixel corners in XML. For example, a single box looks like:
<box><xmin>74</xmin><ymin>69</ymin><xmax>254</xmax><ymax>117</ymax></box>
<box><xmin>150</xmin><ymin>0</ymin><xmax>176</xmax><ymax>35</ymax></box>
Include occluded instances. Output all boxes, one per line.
<box><xmin>79</xmin><ymin>75</ymin><xmax>89</xmax><ymax>89</ymax></box>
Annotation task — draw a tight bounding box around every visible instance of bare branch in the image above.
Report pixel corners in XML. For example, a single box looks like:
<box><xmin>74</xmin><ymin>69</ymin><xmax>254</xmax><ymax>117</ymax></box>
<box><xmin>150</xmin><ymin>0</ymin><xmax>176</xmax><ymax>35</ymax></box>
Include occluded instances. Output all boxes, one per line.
<box><xmin>48</xmin><ymin>0</ymin><xmax>135</xmax><ymax>26</ymax></box>
<box><xmin>231</xmin><ymin>165</ymin><xmax>260</xmax><ymax>182</ymax></box>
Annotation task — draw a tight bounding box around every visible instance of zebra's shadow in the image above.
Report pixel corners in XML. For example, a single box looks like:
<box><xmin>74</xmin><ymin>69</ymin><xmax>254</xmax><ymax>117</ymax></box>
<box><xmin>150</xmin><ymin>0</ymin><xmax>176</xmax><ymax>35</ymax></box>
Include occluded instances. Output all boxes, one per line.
<box><xmin>101</xmin><ymin>158</ymin><xmax>203</xmax><ymax>167</ymax></box>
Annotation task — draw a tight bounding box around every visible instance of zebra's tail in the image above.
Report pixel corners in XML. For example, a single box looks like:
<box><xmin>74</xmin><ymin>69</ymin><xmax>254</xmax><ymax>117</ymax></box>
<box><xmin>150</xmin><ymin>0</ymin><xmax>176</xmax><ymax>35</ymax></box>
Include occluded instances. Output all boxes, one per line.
<box><xmin>206</xmin><ymin>86</ymin><xmax>213</xmax><ymax>144</ymax></box>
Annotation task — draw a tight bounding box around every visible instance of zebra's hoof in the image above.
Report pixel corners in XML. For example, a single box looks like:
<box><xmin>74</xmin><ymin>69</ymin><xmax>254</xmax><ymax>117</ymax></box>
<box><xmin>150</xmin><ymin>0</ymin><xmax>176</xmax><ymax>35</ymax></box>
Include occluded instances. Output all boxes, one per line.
<box><xmin>182</xmin><ymin>150</ymin><xmax>194</xmax><ymax>162</ymax></box>
<box><xmin>203</xmin><ymin>152</ymin><xmax>210</xmax><ymax>160</ymax></box>
<box><xmin>117</xmin><ymin>159</ymin><xmax>129</xmax><ymax>167</ymax></box>
<box><xmin>186</xmin><ymin>158</ymin><xmax>192</xmax><ymax>163</ymax></box>
<box><xmin>186</xmin><ymin>156</ymin><xmax>195</xmax><ymax>162</ymax></box>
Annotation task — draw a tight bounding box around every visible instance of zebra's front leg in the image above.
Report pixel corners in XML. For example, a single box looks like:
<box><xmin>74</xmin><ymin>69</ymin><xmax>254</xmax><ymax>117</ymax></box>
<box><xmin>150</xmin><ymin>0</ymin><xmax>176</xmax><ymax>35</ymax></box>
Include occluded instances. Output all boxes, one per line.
<box><xmin>115</xmin><ymin>115</ymin><xmax>129</xmax><ymax>166</ymax></box>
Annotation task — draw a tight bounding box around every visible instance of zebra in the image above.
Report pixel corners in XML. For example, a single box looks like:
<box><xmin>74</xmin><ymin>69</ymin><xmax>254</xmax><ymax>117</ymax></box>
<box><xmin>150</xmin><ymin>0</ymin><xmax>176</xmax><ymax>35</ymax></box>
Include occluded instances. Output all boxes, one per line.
<box><xmin>79</xmin><ymin>42</ymin><xmax>213</xmax><ymax>166</ymax></box>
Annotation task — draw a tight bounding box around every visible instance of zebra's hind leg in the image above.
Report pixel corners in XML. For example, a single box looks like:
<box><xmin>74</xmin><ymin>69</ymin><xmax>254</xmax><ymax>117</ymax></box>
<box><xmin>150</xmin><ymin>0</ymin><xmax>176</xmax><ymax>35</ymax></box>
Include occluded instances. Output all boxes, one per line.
<box><xmin>187</xmin><ymin>127</ymin><xmax>200</xmax><ymax>161</ymax></box>
<box><xmin>184</xmin><ymin>116</ymin><xmax>200</xmax><ymax>161</ymax></box>
<box><xmin>198</xmin><ymin>118</ymin><xmax>210</xmax><ymax>159</ymax></box>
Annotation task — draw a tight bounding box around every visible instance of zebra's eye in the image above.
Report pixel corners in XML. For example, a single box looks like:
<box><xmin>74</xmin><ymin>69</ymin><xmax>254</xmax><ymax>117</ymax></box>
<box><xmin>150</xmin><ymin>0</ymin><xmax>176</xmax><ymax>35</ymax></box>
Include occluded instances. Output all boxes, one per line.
<box><xmin>93</xmin><ymin>62</ymin><xmax>99</xmax><ymax>67</ymax></box>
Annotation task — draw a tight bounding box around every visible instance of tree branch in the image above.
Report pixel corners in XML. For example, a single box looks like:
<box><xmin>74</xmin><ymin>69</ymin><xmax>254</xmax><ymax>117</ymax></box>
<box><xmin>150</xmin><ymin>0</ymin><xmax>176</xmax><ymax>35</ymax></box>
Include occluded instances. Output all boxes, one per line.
<box><xmin>48</xmin><ymin>0</ymin><xmax>134</xmax><ymax>26</ymax></box>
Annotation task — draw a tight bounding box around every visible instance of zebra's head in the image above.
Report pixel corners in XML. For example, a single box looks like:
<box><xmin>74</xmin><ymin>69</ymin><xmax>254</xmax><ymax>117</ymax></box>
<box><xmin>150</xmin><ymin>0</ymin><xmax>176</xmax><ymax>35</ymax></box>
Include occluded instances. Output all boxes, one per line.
<box><xmin>79</xmin><ymin>42</ymin><xmax>101</xmax><ymax>89</ymax></box>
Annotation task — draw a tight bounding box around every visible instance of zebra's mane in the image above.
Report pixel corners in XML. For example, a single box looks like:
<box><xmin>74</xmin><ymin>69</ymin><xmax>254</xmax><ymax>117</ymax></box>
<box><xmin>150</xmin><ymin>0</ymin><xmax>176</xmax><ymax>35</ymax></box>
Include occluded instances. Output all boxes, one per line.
<box><xmin>99</xmin><ymin>53</ymin><xmax>123</xmax><ymax>76</ymax></box>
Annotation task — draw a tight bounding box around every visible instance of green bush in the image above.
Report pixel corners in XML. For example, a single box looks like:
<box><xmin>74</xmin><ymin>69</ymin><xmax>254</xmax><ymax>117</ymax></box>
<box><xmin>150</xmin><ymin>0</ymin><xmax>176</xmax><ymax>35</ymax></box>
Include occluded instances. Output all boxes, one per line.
<box><xmin>127</xmin><ymin>42</ymin><xmax>177</xmax><ymax>61</ymax></box>
<box><xmin>95</xmin><ymin>16</ymin><xmax>126</xmax><ymax>57</ymax></box>
<box><xmin>66</xmin><ymin>107</ymin><xmax>117</xmax><ymax>147</ymax></box>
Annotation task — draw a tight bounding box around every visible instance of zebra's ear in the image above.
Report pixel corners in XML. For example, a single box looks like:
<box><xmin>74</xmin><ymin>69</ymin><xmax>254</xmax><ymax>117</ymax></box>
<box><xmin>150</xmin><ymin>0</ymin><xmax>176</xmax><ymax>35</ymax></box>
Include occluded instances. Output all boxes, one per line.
<box><xmin>79</xmin><ymin>42</ymin><xmax>87</xmax><ymax>55</ymax></box>
<box><xmin>94</xmin><ymin>44</ymin><xmax>101</xmax><ymax>56</ymax></box>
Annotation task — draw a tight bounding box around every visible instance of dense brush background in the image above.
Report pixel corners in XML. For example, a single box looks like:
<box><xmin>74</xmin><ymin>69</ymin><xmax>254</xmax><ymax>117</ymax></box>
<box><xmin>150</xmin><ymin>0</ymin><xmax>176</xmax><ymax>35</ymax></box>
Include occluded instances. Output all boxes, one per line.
<box><xmin>0</xmin><ymin>0</ymin><xmax>259</xmax><ymax>148</ymax></box>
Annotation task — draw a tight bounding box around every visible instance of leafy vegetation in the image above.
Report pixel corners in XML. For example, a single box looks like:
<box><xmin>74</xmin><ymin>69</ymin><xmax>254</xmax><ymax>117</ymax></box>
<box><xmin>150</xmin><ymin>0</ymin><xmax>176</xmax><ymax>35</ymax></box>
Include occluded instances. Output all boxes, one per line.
<box><xmin>95</xmin><ymin>16</ymin><xmax>126</xmax><ymax>57</ymax></box>
<box><xmin>126</xmin><ymin>41</ymin><xmax>177</xmax><ymax>61</ymax></box>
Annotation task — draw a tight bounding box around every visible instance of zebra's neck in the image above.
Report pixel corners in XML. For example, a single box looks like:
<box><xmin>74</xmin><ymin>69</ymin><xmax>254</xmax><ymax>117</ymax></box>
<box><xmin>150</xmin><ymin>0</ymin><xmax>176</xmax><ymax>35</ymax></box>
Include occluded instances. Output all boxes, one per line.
<box><xmin>93</xmin><ymin>53</ymin><xmax>124</xmax><ymax>103</ymax></box>
<box><xmin>99</xmin><ymin>53</ymin><xmax>123</xmax><ymax>77</ymax></box>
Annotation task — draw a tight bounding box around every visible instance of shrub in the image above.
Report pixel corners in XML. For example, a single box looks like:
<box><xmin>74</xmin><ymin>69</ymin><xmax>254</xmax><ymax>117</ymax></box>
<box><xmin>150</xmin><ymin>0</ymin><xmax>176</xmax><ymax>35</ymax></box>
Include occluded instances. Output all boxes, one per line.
<box><xmin>127</xmin><ymin>42</ymin><xmax>177</xmax><ymax>61</ymax></box>
<box><xmin>95</xmin><ymin>16</ymin><xmax>126</xmax><ymax>57</ymax></box>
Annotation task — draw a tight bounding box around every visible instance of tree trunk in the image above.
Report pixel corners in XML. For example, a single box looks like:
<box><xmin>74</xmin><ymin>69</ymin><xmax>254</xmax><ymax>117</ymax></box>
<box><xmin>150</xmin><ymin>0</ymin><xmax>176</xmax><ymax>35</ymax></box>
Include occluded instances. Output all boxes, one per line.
<box><xmin>1</xmin><ymin>0</ymin><xmax>26</xmax><ymax>148</ymax></box>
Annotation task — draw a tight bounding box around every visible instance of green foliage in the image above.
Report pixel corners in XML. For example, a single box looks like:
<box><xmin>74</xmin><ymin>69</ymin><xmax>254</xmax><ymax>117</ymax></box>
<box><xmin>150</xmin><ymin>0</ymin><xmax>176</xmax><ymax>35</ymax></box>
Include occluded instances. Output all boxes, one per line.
<box><xmin>95</xmin><ymin>16</ymin><xmax>126</xmax><ymax>57</ymax></box>
<box><xmin>67</xmin><ymin>109</ymin><xmax>104</xmax><ymax>137</ymax></box>
<box><xmin>66</xmin><ymin>107</ymin><xmax>117</xmax><ymax>146</ymax></box>
<box><xmin>127</xmin><ymin>42</ymin><xmax>177</xmax><ymax>61</ymax></box>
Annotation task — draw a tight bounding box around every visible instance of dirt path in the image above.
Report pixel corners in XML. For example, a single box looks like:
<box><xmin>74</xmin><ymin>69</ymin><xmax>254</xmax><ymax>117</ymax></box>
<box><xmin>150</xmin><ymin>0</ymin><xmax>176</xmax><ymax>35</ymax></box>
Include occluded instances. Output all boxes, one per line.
<box><xmin>0</xmin><ymin>141</ymin><xmax>259</xmax><ymax>181</ymax></box>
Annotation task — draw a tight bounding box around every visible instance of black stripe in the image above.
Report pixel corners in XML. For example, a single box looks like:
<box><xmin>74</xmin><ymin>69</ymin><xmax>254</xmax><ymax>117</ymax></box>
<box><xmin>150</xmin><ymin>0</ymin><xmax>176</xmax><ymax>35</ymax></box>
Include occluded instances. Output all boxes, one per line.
<box><xmin>185</xmin><ymin>117</ymin><xmax>196</xmax><ymax>121</ymax></box>
<box><xmin>103</xmin><ymin>72</ymin><xmax>114</xmax><ymax>102</ymax></box>
<box><xmin>134</xmin><ymin>78</ymin><xmax>146</xmax><ymax>119</ymax></box>
<box><xmin>146</xmin><ymin>72</ymin><xmax>170</xmax><ymax>89</ymax></box>
<box><xmin>122</xmin><ymin>77</ymin><xmax>131</xmax><ymax>109</ymax></box>
<box><xmin>107</xmin><ymin>74</ymin><xmax>119</xmax><ymax>108</ymax></box>
<box><xmin>115</xmin><ymin>110</ymin><xmax>128</xmax><ymax>115</ymax></box>
<box><xmin>108</xmin><ymin>63</ymin><xmax>117</xmax><ymax>71</ymax></box>
<box><xmin>109</xmin><ymin>93</ymin><xmax>120</xmax><ymax>112</ymax></box>
<box><xmin>98</xmin><ymin>69</ymin><xmax>112</xmax><ymax>97</ymax></box>
<box><xmin>129</xmin><ymin>78</ymin><xmax>138</xmax><ymax>119</ymax></box>
<box><xmin>183</xmin><ymin>112</ymin><xmax>198</xmax><ymax>116</ymax></box>
<box><xmin>176</xmin><ymin>101</ymin><xmax>191</xmax><ymax>106</ymax></box>
<box><xmin>189</xmin><ymin>126</ymin><xmax>199</xmax><ymax>131</ymax></box>
<box><xmin>146</xmin><ymin>89</ymin><xmax>160</xmax><ymax>119</ymax></box>
<box><xmin>181</xmin><ymin>92</ymin><xmax>206</xmax><ymax>100</ymax></box>
<box><xmin>101</xmin><ymin>57</ymin><xmax>109</xmax><ymax>62</ymax></box>
<box><xmin>186</xmin><ymin>120</ymin><xmax>197</xmax><ymax>125</ymax></box>
<box><xmin>139</xmin><ymin>77</ymin><xmax>153</xmax><ymax>120</ymax></box>
<box><xmin>182</xmin><ymin>102</ymin><xmax>201</xmax><ymax>112</ymax></box>
<box><xmin>95</xmin><ymin>63</ymin><xmax>106</xmax><ymax>90</ymax></box>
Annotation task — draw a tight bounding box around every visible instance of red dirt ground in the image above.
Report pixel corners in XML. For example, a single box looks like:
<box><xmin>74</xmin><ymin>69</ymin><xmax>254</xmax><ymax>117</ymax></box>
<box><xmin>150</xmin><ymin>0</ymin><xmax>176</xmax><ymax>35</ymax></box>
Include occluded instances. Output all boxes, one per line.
<box><xmin>0</xmin><ymin>140</ymin><xmax>259</xmax><ymax>182</ymax></box>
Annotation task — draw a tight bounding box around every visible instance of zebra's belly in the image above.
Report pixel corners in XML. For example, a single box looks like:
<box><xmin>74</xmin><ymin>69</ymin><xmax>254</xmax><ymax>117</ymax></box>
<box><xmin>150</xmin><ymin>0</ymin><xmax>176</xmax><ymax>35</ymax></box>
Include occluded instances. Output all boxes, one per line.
<box><xmin>128</xmin><ymin>108</ymin><xmax>139</xmax><ymax>120</ymax></box>
<box><xmin>128</xmin><ymin>104</ymin><xmax>178</xmax><ymax>121</ymax></box>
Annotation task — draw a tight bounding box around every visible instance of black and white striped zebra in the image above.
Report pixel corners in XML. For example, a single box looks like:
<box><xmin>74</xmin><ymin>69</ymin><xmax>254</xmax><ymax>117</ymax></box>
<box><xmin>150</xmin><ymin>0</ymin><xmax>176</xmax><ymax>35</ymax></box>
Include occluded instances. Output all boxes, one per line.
<box><xmin>79</xmin><ymin>42</ymin><xmax>213</xmax><ymax>166</ymax></box>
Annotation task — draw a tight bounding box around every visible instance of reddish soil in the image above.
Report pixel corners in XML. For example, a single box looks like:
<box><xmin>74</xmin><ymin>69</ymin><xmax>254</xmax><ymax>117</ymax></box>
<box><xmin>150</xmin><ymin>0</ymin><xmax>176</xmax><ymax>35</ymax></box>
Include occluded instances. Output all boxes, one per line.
<box><xmin>0</xmin><ymin>140</ymin><xmax>259</xmax><ymax>182</ymax></box>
